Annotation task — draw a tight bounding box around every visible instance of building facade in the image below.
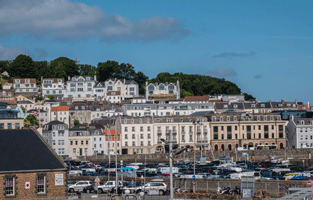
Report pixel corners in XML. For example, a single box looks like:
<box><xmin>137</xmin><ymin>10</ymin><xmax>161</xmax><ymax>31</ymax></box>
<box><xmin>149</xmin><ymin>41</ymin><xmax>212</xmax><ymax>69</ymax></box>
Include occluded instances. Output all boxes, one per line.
<box><xmin>64</xmin><ymin>76</ymin><xmax>97</xmax><ymax>98</ymax></box>
<box><xmin>145</xmin><ymin>81</ymin><xmax>180</xmax><ymax>100</ymax></box>
<box><xmin>13</xmin><ymin>78</ymin><xmax>39</xmax><ymax>96</ymax></box>
<box><xmin>41</xmin><ymin>78</ymin><xmax>65</xmax><ymax>100</ymax></box>
<box><xmin>287</xmin><ymin>116</ymin><xmax>313</xmax><ymax>149</ymax></box>
<box><xmin>42</xmin><ymin>121</ymin><xmax>69</xmax><ymax>156</ymax></box>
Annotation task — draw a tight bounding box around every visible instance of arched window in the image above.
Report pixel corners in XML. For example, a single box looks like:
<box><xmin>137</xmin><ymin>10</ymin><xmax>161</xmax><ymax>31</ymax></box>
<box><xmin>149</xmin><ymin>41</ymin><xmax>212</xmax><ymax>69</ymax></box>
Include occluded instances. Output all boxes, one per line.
<box><xmin>228</xmin><ymin>144</ymin><xmax>232</xmax><ymax>151</ymax></box>
<box><xmin>221</xmin><ymin>144</ymin><xmax>225</xmax><ymax>151</ymax></box>
<box><xmin>214</xmin><ymin>144</ymin><xmax>218</xmax><ymax>151</ymax></box>
<box><xmin>280</xmin><ymin>143</ymin><xmax>284</xmax><ymax>149</ymax></box>
<box><xmin>159</xmin><ymin>84</ymin><xmax>165</xmax><ymax>90</ymax></box>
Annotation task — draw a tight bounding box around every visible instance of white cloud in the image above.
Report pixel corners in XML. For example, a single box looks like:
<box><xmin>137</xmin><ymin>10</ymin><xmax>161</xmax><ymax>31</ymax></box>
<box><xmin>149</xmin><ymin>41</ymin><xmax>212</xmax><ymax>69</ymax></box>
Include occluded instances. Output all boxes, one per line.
<box><xmin>0</xmin><ymin>0</ymin><xmax>190</xmax><ymax>42</ymax></box>
<box><xmin>206</xmin><ymin>67</ymin><xmax>237</xmax><ymax>77</ymax></box>
<box><xmin>0</xmin><ymin>44</ymin><xmax>31</xmax><ymax>60</ymax></box>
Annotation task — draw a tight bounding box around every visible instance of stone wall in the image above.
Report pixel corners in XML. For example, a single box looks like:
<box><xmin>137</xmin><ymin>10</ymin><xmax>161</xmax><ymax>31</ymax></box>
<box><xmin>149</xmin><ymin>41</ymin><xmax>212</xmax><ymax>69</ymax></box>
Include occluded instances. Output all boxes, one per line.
<box><xmin>0</xmin><ymin>171</ymin><xmax>67</xmax><ymax>200</ymax></box>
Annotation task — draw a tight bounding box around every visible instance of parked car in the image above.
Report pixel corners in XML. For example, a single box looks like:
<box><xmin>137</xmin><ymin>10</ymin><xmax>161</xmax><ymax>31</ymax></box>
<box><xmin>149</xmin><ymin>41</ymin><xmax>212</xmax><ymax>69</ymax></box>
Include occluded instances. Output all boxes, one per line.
<box><xmin>141</xmin><ymin>181</ymin><xmax>167</xmax><ymax>195</ymax></box>
<box><xmin>97</xmin><ymin>181</ymin><xmax>124</xmax><ymax>194</ymax></box>
<box><xmin>83</xmin><ymin>185</ymin><xmax>95</xmax><ymax>193</ymax></box>
<box><xmin>68</xmin><ymin>181</ymin><xmax>93</xmax><ymax>192</ymax></box>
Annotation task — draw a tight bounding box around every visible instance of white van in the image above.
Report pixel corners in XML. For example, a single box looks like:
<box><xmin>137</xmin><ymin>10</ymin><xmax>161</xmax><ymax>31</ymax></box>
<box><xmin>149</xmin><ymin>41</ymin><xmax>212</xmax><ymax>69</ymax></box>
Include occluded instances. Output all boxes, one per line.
<box><xmin>157</xmin><ymin>167</ymin><xmax>179</xmax><ymax>174</ymax></box>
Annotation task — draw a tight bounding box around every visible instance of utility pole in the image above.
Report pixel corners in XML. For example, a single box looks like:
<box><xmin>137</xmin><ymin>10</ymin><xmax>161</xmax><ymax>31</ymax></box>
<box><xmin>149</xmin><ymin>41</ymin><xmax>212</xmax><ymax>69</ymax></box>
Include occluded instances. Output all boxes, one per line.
<box><xmin>108</xmin><ymin>126</ymin><xmax>110</xmax><ymax>181</ymax></box>
<box><xmin>193</xmin><ymin>147</ymin><xmax>196</xmax><ymax>193</ymax></box>
<box><xmin>115</xmin><ymin>128</ymin><xmax>118</xmax><ymax>194</ymax></box>
<box><xmin>169</xmin><ymin>130</ymin><xmax>173</xmax><ymax>200</ymax></box>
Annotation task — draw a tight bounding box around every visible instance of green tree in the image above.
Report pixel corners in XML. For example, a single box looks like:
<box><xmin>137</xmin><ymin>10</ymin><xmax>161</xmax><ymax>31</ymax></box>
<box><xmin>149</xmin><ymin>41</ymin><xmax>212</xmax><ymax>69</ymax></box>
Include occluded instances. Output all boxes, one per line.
<box><xmin>97</xmin><ymin>60</ymin><xmax>120</xmax><ymax>81</ymax></box>
<box><xmin>48</xmin><ymin>57</ymin><xmax>79</xmax><ymax>80</ymax></box>
<box><xmin>79</xmin><ymin>64</ymin><xmax>97</xmax><ymax>77</ymax></box>
<box><xmin>36</xmin><ymin>97</ymin><xmax>43</xmax><ymax>101</ymax></box>
<box><xmin>24</xmin><ymin>114</ymin><xmax>38</xmax><ymax>126</ymax></box>
<box><xmin>74</xmin><ymin>119</ymin><xmax>80</xmax><ymax>126</ymax></box>
<box><xmin>7</xmin><ymin>55</ymin><xmax>37</xmax><ymax>78</ymax></box>
<box><xmin>47</xmin><ymin>95</ymin><xmax>54</xmax><ymax>100</ymax></box>
<box><xmin>0</xmin><ymin>60</ymin><xmax>10</xmax><ymax>73</ymax></box>
<box><xmin>21</xmin><ymin>106</ymin><xmax>25</xmax><ymax>113</ymax></box>
<box><xmin>243</xmin><ymin>93</ymin><xmax>256</xmax><ymax>101</ymax></box>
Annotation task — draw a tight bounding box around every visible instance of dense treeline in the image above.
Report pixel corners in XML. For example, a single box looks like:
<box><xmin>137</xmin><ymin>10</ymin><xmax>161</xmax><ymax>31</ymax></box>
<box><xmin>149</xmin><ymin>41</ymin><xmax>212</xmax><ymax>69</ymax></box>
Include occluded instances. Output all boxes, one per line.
<box><xmin>0</xmin><ymin>54</ymin><xmax>255</xmax><ymax>99</ymax></box>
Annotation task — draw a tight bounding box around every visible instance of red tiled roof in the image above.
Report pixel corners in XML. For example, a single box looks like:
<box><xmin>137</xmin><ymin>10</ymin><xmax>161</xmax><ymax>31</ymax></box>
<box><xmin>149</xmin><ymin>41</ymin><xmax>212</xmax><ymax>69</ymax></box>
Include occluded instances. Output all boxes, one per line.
<box><xmin>51</xmin><ymin>106</ymin><xmax>69</xmax><ymax>112</ymax></box>
<box><xmin>13</xmin><ymin>78</ymin><xmax>36</xmax><ymax>84</ymax></box>
<box><xmin>1</xmin><ymin>100</ymin><xmax>17</xmax><ymax>105</ymax></box>
<box><xmin>185</xmin><ymin>96</ymin><xmax>209</xmax><ymax>102</ymax></box>
<box><xmin>103</xmin><ymin>129</ymin><xmax>120</xmax><ymax>135</ymax></box>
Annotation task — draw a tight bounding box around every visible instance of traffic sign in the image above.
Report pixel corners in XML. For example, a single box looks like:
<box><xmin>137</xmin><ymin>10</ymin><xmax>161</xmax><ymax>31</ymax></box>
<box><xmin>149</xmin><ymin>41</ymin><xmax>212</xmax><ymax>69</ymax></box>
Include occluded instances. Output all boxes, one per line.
<box><xmin>140</xmin><ymin>175</ymin><xmax>144</xmax><ymax>180</ymax></box>
<box><xmin>131</xmin><ymin>180</ymin><xmax>135</xmax><ymax>186</ymax></box>
<box><xmin>192</xmin><ymin>175</ymin><xmax>196</xmax><ymax>180</ymax></box>
<box><xmin>25</xmin><ymin>182</ymin><xmax>30</xmax><ymax>189</ymax></box>
<box><xmin>192</xmin><ymin>180</ymin><xmax>195</xmax><ymax>185</ymax></box>
<box><xmin>94</xmin><ymin>176</ymin><xmax>100</xmax><ymax>187</ymax></box>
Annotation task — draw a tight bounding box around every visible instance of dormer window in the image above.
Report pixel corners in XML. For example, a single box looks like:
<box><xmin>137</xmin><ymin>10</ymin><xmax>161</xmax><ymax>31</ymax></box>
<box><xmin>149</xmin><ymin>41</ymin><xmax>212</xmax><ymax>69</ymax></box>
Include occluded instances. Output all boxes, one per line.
<box><xmin>287</xmin><ymin>104</ymin><xmax>291</xmax><ymax>107</ymax></box>
<box><xmin>293</xmin><ymin>104</ymin><xmax>296</xmax><ymax>107</ymax></box>
<box><xmin>73</xmin><ymin>78</ymin><xmax>76</xmax><ymax>81</ymax></box>
<box><xmin>233</xmin><ymin>104</ymin><xmax>238</xmax><ymax>108</ymax></box>
<box><xmin>147</xmin><ymin>118</ymin><xmax>150</xmax><ymax>123</ymax></box>
<box><xmin>86</xmin><ymin>77</ymin><xmax>90</xmax><ymax>80</ymax></box>
<box><xmin>25</xmin><ymin>79</ymin><xmax>30</xmax><ymax>84</ymax></box>
<box><xmin>139</xmin><ymin>118</ymin><xmax>142</xmax><ymax>123</ymax></box>
<box><xmin>227</xmin><ymin>116</ymin><xmax>230</xmax><ymax>121</ymax></box>
<box><xmin>261</xmin><ymin>104</ymin><xmax>265</xmax><ymax>108</ymax></box>
<box><xmin>257</xmin><ymin>116</ymin><xmax>260</xmax><ymax>121</ymax></box>
<box><xmin>223</xmin><ymin>105</ymin><xmax>228</xmax><ymax>108</ymax></box>
<box><xmin>234</xmin><ymin>116</ymin><xmax>237</xmax><ymax>121</ymax></box>
<box><xmin>220</xmin><ymin>116</ymin><xmax>223</xmax><ymax>121</ymax></box>
<box><xmin>278</xmin><ymin>104</ymin><xmax>283</xmax><ymax>107</ymax></box>
<box><xmin>131</xmin><ymin>118</ymin><xmax>134</xmax><ymax>124</ymax></box>
<box><xmin>251</xmin><ymin>104</ymin><xmax>255</xmax><ymax>108</ymax></box>
<box><xmin>212</xmin><ymin>116</ymin><xmax>216</xmax><ymax>122</ymax></box>
<box><xmin>124</xmin><ymin>119</ymin><xmax>127</xmax><ymax>124</ymax></box>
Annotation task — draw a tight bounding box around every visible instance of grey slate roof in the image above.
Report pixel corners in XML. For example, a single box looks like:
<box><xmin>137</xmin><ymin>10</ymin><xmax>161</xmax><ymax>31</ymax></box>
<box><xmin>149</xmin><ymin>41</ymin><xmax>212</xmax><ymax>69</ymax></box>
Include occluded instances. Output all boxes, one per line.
<box><xmin>0</xmin><ymin>129</ymin><xmax>66</xmax><ymax>172</ymax></box>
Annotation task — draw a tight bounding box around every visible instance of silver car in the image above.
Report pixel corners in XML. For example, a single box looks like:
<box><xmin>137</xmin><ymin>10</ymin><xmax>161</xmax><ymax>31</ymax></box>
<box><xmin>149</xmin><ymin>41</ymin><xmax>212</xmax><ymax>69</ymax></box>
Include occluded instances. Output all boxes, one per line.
<box><xmin>141</xmin><ymin>182</ymin><xmax>167</xmax><ymax>195</ymax></box>
<box><xmin>68</xmin><ymin>181</ymin><xmax>92</xmax><ymax>192</ymax></box>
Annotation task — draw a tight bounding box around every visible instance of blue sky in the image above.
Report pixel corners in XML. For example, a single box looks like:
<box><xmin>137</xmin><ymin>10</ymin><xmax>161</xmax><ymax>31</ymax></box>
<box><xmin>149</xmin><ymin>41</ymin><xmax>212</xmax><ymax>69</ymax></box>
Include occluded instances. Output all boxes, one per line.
<box><xmin>0</xmin><ymin>0</ymin><xmax>312</xmax><ymax>103</ymax></box>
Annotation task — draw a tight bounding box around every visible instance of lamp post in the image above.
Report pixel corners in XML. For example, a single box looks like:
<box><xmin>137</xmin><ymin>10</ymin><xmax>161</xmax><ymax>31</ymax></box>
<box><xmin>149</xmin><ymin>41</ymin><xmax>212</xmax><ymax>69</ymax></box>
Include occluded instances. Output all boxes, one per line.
<box><xmin>107</xmin><ymin>126</ymin><xmax>110</xmax><ymax>181</ymax></box>
<box><xmin>160</xmin><ymin>129</ymin><xmax>174</xmax><ymax>200</ymax></box>
<box><xmin>115</xmin><ymin>128</ymin><xmax>118</xmax><ymax>194</ymax></box>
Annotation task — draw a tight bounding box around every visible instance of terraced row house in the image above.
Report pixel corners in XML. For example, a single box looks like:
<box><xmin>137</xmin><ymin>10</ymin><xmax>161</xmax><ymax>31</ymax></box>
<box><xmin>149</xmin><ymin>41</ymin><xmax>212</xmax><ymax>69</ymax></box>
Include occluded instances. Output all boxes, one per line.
<box><xmin>116</xmin><ymin>113</ymin><xmax>286</xmax><ymax>154</ymax></box>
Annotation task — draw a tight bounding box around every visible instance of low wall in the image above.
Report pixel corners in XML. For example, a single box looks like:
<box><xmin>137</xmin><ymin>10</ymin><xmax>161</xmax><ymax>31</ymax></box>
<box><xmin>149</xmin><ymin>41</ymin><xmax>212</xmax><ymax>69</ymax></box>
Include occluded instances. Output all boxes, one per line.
<box><xmin>68</xmin><ymin>175</ymin><xmax>309</xmax><ymax>197</ymax></box>
<box><xmin>74</xmin><ymin>148</ymin><xmax>313</xmax><ymax>164</ymax></box>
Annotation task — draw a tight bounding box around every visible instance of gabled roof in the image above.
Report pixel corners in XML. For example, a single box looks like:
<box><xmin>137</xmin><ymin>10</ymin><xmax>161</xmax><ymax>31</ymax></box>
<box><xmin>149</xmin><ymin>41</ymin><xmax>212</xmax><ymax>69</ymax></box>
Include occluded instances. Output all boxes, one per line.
<box><xmin>0</xmin><ymin>100</ymin><xmax>17</xmax><ymax>105</ymax></box>
<box><xmin>13</xmin><ymin>78</ymin><xmax>36</xmax><ymax>84</ymax></box>
<box><xmin>51</xmin><ymin>106</ymin><xmax>69</xmax><ymax>112</ymax></box>
<box><xmin>0</xmin><ymin>129</ymin><xmax>66</xmax><ymax>173</ymax></box>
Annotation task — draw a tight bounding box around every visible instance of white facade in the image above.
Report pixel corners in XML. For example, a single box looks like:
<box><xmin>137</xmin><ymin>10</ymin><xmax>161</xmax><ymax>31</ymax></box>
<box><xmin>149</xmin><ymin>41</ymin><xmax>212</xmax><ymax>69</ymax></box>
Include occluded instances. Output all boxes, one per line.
<box><xmin>64</xmin><ymin>76</ymin><xmax>97</xmax><ymax>98</ymax></box>
<box><xmin>13</xmin><ymin>78</ymin><xmax>39</xmax><ymax>94</ymax></box>
<box><xmin>41</xmin><ymin>78</ymin><xmax>65</xmax><ymax>100</ymax></box>
<box><xmin>42</xmin><ymin>121</ymin><xmax>69</xmax><ymax>156</ymax></box>
<box><xmin>287</xmin><ymin>116</ymin><xmax>313</xmax><ymax>149</ymax></box>
<box><xmin>145</xmin><ymin>81</ymin><xmax>180</xmax><ymax>100</ymax></box>
<box><xmin>105</xmin><ymin>78</ymin><xmax>139</xmax><ymax>99</ymax></box>
<box><xmin>91</xmin><ymin>135</ymin><xmax>106</xmax><ymax>155</ymax></box>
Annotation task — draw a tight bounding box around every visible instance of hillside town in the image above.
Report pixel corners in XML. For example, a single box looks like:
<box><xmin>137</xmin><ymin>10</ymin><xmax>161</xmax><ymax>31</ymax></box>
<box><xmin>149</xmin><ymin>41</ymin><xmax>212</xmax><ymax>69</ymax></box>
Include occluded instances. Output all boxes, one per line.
<box><xmin>1</xmin><ymin>72</ymin><xmax>312</xmax><ymax>158</ymax></box>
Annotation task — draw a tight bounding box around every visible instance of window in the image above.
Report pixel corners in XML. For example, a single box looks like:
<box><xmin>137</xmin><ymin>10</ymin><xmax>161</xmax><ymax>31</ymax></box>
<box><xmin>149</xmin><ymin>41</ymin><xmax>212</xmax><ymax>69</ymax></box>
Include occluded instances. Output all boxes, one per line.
<box><xmin>53</xmin><ymin>140</ymin><xmax>55</xmax><ymax>145</ymax></box>
<box><xmin>7</xmin><ymin>123</ymin><xmax>12</xmax><ymax>129</ymax></box>
<box><xmin>81</xmin><ymin>141</ymin><xmax>83</xmax><ymax>145</ymax></box>
<box><xmin>15</xmin><ymin>123</ymin><xmax>20</xmax><ymax>129</ymax></box>
<box><xmin>86</xmin><ymin>140</ymin><xmax>88</xmax><ymax>145</ymax></box>
<box><xmin>125</xmin><ymin>134</ymin><xmax>128</xmax><ymax>139</ymax></box>
<box><xmin>84</xmin><ymin>148</ymin><xmax>88</xmax><ymax>154</ymax></box>
<box><xmin>132</xmin><ymin>127</ymin><xmax>135</xmax><ymax>132</ymax></box>
<box><xmin>125</xmin><ymin>142</ymin><xmax>128</xmax><ymax>146</ymax></box>
<box><xmin>140</xmin><ymin>134</ymin><xmax>143</xmax><ymax>139</ymax></box>
<box><xmin>147</xmin><ymin>126</ymin><xmax>151</xmax><ymax>131</ymax></box>
<box><xmin>189</xmin><ymin>135</ymin><xmax>193</xmax><ymax>141</ymax></box>
<box><xmin>140</xmin><ymin>126</ymin><xmax>143</xmax><ymax>132</ymax></box>
<box><xmin>132</xmin><ymin>134</ymin><xmax>135</xmax><ymax>139</ymax></box>
<box><xmin>75</xmin><ymin>141</ymin><xmax>78</xmax><ymax>145</ymax></box>
<box><xmin>70</xmin><ymin>141</ymin><xmax>73</xmax><ymax>145</ymax></box>
<box><xmin>141</xmin><ymin>141</ymin><xmax>143</xmax><ymax>146</ymax></box>
<box><xmin>272</xmin><ymin>125</ymin><xmax>274</xmax><ymax>130</ymax></box>
<box><xmin>37</xmin><ymin>175</ymin><xmax>46</xmax><ymax>194</ymax></box>
<box><xmin>0</xmin><ymin>123</ymin><xmax>4</xmax><ymax>129</ymax></box>
<box><xmin>132</xmin><ymin>141</ymin><xmax>135</xmax><ymax>146</ymax></box>
<box><xmin>148</xmin><ymin>134</ymin><xmax>151</xmax><ymax>139</ymax></box>
<box><xmin>235</xmin><ymin>126</ymin><xmax>237</xmax><ymax>131</ymax></box>
<box><xmin>125</xmin><ymin>127</ymin><xmax>128</xmax><ymax>132</ymax></box>
<box><xmin>5</xmin><ymin>177</ymin><xmax>15</xmax><ymax>196</ymax></box>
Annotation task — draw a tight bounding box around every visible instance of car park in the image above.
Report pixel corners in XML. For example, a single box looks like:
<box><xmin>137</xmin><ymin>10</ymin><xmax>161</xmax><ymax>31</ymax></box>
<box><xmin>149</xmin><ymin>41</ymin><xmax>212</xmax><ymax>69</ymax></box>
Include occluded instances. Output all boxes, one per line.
<box><xmin>68</xmin><ymin>181</ymin><xmax>93</xmax><ymax>192</ymax></box>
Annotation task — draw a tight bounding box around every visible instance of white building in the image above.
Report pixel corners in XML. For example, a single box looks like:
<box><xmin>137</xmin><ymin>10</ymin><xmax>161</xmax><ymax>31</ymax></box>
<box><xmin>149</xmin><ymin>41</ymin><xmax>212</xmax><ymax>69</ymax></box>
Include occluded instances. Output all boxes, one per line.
<box><xmin>107</xmin><ymin>91</ymin><xmax>122</xmax><ymax>103</ymax></box>
<box><xmin>41</xmin><ymin>78</ymin><xmax>65</xmax><ymax>100</ymax></box>
<box><xmin>287</xmin><ymin>116</ymin><xmax>313</xmax><ymax>149</ymax></box>
<box><xmin>89</xmin><ymin>123</ymin><xmax>106</xmax><ymax>155</ymax></box>
<box><xmin>13</xmin><ymin>78</ymin><xmax>39</xmax><ymax>96</ymax></box>
<box><xmin>42</xmin><ymin>121</ymin><xmax>69</xmax><ymax>156</ymax></box>
<box><xmin>118</xmin><ymin>116</ymin><xmax>209</xmax><ymax>154</ymax></box>
<box><xmin>145</xmin><ymin>81</ymin><xmax>180</xmax><ymax>100</ymax></box>
<box><xmin>64</xmin><ymin>76</ymin><xmax>98</xmax><ymax>98</ymax></box>
<box><xmin>105</xmin><ymin>78</ymin><xmax>139</xmax><ymax>99</ymax></box>
<box><xmin>50</xmin><ymin>106</ymin><xmax>70</xmax><ymax>125</ymax></box>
